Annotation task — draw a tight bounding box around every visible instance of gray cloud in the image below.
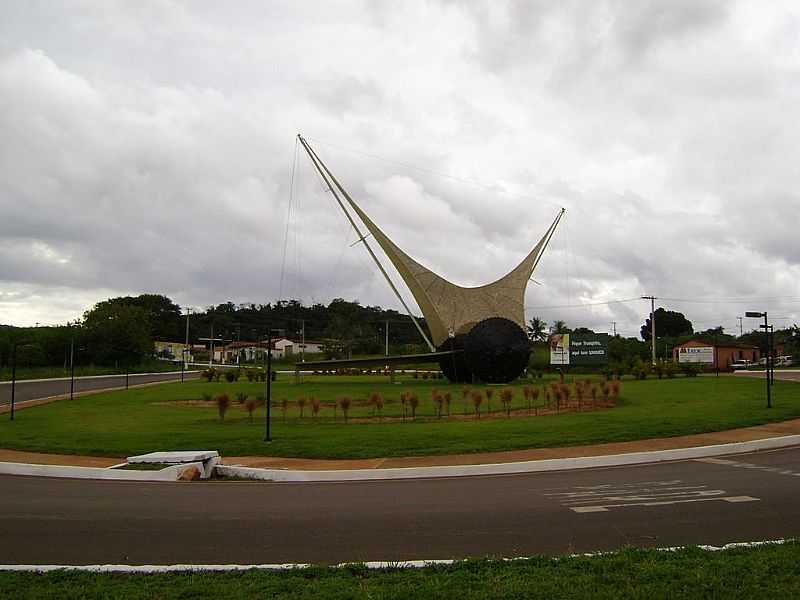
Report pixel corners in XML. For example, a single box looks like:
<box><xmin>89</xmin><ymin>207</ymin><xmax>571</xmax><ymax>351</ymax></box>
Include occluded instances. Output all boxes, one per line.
<box><xmin>0</xmin><ymin>0</ymin><xmax>798</xmax><ymax>338</ymax></box>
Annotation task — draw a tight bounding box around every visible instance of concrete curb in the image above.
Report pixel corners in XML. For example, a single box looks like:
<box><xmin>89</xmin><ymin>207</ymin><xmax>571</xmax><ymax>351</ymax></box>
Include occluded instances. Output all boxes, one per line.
<box><xmin>217</xmin><ymin>435</ymin><xmax>800</xmax><ymax>482</ymax></box>
<box><xmin>0</xmin><ymin>461</ymin><xmax>205</xmax><ymax>482</ymax></box>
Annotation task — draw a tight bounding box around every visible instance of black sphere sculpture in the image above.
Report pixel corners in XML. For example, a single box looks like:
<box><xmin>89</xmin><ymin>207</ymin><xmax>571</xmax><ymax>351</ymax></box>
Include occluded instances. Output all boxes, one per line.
<box><xmin>463</xmin><ymin>317</ymin><xmax>530</xmax><ymax>384</ymax></box>
<box><xmin>437</xmin><ymin>335</ymin><xmax>473</xmax><ymax>383</ymax></box>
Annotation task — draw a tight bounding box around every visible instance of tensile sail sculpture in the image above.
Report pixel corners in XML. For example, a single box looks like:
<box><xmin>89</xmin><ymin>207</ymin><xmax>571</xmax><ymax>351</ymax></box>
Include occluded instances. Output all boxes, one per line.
<box><xmin>298</xmin><ymin>135</ymin><xmax>563</xmax><ymax>383</ymax></box>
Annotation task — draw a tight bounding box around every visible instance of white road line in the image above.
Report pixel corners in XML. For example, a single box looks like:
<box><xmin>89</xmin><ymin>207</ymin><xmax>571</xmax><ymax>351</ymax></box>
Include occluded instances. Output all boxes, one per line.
<box><xmin>695</xmin><ymin>457</ymin><xmax>800</xmax><ymax>478</ymax></box>
<box><xmin>568</xmin><ymin>495</ymin><xmax>759</xmax><ymax>513</ymax></box>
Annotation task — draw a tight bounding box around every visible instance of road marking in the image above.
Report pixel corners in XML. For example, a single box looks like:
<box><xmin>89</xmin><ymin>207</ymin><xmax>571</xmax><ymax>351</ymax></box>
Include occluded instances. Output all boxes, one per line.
<box><xmin>543</xmin><ymin>479</ymin><xmax>760</xmax><ymax>513</ymax></box>
<box><xmin>695</xmin><ymin>457</ymin><xmax>800</xmax><ymax>478</ymax></box>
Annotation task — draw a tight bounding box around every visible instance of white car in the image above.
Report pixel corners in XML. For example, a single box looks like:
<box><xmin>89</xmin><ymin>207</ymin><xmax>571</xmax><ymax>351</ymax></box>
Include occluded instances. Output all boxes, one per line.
<box><xmin>730</xmin><ymin>361</ymin><xmax>751</xmax><ymax>370</ymax></box>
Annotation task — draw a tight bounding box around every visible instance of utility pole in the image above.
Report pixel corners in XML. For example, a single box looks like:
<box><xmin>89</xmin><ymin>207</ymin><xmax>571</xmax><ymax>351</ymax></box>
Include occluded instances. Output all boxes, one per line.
<box><xmin>385</xmin><ymin>320</ymin><xmax>389</xmax><ymax>356</ymax></box>
<box><xmin>301</xmin><ymin>319</ymin><xmax>305</xmax><ymax>363</ymax></box>
<box><xmin>642</xmin><ymin>296</ymin><xmax>657</xmax><ymax>365</ymax></box>
<box><xmin>611</xmin><ymin>321</ymin><xmax>617</xmax><ymax>337</ymax></box>
<box><xmin>199</xmin><ymin>326</ymin><xmax>222</xmax><ymax>368</ymax></box>
<box><xmin>737</xmin><ymin>316</ymin><xmax>743</xmax><ymax>338</ymax></box>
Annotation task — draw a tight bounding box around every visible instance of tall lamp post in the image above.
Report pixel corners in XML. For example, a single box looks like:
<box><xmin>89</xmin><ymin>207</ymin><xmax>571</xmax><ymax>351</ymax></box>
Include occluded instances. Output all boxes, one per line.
<box><xmin>9</xmin><ymin>342</ymin><xmax>17</xmax><ymax>421</ymax></box>
<box><xmin>745</xmin><ymin>311</ymin><xmax>772</xmax><ymax>408</ymax></box>
<box><xmin>263</xmin><ymin>328</ymin><xmax>279</xmax><ymax>442</ymax></box>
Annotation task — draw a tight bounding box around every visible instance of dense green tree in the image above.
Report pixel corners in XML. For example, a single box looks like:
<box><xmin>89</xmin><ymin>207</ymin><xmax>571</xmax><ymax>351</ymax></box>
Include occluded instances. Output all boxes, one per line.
<box><xmin>82</xmin><ymin>301</ymin><xmax>152</xmax><ymax>366</ymax></box>
<box><xmin>641</xmin><ymin>308</ymin><xmax>693</xmax><ymax>341</ymax></box>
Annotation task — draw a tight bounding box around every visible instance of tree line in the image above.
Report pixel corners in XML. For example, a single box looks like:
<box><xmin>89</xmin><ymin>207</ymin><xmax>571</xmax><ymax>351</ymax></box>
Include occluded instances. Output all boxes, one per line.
<box><xmin>0</xmin><ymin>295</ymin><xmax>432</xmax><ymax>368</ymax></box>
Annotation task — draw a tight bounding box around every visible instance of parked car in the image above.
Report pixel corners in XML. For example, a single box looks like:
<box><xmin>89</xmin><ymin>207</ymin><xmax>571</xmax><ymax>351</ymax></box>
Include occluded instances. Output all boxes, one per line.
<box><xmin>730</xmin><ymin>361</ymin><xmax>751</xmax><ymax>370</ymax></box>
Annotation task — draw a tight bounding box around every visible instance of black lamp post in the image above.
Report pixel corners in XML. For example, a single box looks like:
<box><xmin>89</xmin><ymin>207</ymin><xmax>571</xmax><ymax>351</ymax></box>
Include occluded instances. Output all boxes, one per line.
<box><xmin>263</xmin><ymin>328</ymin><xmax>278</xmax><ymax>442</ymax></box>
<box><xmin>745</xmin><ymin>311</ymin><xmax>771</xmax><ymax>408</ymax></box>
<box><xmin>9</xmin><ymin>342</ymin><xmax>17</xmax><ymax>421</ymax></box>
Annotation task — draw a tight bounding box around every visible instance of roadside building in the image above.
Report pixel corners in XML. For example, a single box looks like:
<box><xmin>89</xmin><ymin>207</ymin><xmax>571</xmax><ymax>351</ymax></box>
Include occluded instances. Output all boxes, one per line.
<box><xmin>223</xmin><ymin>341</ymin><xmax>269</xmax><ymax>364</ymax></box>
<box><xmin>672</xmin><ymin>340</ymin><xmax>760</xmax><ymax>370</ymax></box>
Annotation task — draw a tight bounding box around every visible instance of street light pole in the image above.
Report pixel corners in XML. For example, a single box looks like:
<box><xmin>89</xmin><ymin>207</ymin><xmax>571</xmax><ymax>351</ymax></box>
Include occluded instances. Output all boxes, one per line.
<box><xmin>9</xmin><ymin>342</ymin><xmax>16</xmax><ymax>421</ymax></box>
<box><xmin>69</xmin><ymin>336</ymin><xmax>75</xmax><ymax>401</ymax></box>
<box><xmin>385</xmin><ymin>319</ymin><xmax>389</xmax><ymax>356</ymax></box>
<box><xmin>264</xmin><ymin>328</ymin><xmax>273</xmax><ymax>442</ymax></box>
<box><xmin>184</xmin><ymin>308</ymin><xmax>191</xmax><ymax>374</ymax></box>
<box><xmin>745</xmin><ymin>311</ymin><xmax>771</xmax><ymax>409</ymax></box>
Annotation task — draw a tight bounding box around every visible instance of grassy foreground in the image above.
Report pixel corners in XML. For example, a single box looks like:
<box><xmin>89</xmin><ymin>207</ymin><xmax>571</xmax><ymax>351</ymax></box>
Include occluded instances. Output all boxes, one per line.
<box><xmin>2</xmin><ymin>544</ymin><xmax>800</xmax><ymax>599</ymax></box>
<box><xmin>1</xmin><ymin>374</ymin><xmax>799</xmax><ymax>459</ymax></box>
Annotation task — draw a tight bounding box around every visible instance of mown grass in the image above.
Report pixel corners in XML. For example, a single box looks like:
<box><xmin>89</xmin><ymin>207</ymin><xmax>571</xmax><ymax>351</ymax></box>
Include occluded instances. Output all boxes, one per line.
<box><xmin>1</xmin><ymin>373</ymin><xmax>798</xmax><ymax>459</ymax></box>
<box><xmin>2</xmin><ymin>543</ymin><xmax>800</xmax><ymax>599</ymax></box>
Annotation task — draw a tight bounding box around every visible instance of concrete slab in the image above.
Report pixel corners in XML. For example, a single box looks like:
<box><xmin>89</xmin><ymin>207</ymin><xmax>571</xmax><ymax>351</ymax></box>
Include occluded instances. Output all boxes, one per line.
<box><xmin>127</xmin><ymin>451</ymin><xmax>219</xmax><ymax>464</ymax></box>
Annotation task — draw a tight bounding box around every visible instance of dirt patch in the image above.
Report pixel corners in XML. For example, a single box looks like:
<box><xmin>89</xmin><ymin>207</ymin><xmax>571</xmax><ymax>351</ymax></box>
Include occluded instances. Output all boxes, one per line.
<box><xmin>0</xmin><ymin>449</ymin><xmax>121</xmax><ymax>467</ymax></box>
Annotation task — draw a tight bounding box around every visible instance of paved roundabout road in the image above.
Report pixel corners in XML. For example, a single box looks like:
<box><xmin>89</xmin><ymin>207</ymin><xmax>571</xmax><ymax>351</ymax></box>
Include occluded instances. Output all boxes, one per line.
<box><xmin>2</xmin><ymin>446</ymin><xmax>800</xmax><ymax>565</ymax></box>
<box><xmin>0</xmin><ymin>371</ymin><xmax>200</xmax><ymax>408</ymax></box>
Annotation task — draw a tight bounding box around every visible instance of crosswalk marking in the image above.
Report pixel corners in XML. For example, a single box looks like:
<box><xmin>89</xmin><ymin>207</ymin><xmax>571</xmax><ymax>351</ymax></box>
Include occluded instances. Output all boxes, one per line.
<box><xmin>695</xmin><ymin>457</ymin><xmax>800</xmax><ymax>478</ymax></box>
<box><xmin>542</xmin><ymin>479</ymin><xmax>760</xmax><ymax>514</ymax></box>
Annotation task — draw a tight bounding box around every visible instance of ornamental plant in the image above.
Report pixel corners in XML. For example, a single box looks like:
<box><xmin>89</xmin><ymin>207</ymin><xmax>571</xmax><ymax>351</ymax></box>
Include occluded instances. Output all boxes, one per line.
<box><xmin>408</xmin><ymin>393</ymin><xmax>419</xmax><ymax>420</ymax></box>
<box><xmin>471</xmin><ymin>390</ymin><xmax>484</xmax><ymax>419</ymax></box>
<box><xmin>244</xmin><ymin>397</ymin><xmax>257</xmax><ymax>423</ymax></box>
<box><xmin>338</xmin><ymin>396</ymin><xmax>352</xmax><ymax>423</ymax></box>
<box><xmin>215</xmin><ymin>393</ymin><xmax>231</xmax><ymax>422</ymax></box>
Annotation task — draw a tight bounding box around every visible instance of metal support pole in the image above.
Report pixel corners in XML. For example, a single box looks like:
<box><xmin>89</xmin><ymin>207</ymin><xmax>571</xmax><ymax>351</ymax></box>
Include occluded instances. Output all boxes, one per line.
<box><xmin>69</xmin><ymin>337</ymin><xmax>75</xmax><ymax>401</ymax></box>
<box><xmin>385</xmin><ymin>320</ymin><xmax>389</xmax><ymax>356</ymax></box>
<box><xmin>184</xmin><ymin>308</ymin><xmax>190</xmax><ymax>375</ymax></box>
<box><xmin>9</xmin><ymin>343</ymin><xmax>16</xmax><ymax>421</ymax></box>
<box><xmin>764</xmin><ymin>314</ymin><xmax>771</xmax><ymax>408</ymax></box>
<box><xmin>125</xmin><ymin>368</ymin><xmax>129</xmax><ymax>390</ymax></box>
<box><xmin>265</xmin><ymin>329</ymin><xmax>272</xmax><ymax>442</ymax></box>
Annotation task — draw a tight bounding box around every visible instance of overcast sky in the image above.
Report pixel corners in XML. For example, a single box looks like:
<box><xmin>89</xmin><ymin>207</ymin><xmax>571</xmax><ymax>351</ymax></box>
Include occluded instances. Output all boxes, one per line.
<box><xmin>1</xmin><ymin>0</ymin><xmax>799</xmax><ymax>338</ymax></box>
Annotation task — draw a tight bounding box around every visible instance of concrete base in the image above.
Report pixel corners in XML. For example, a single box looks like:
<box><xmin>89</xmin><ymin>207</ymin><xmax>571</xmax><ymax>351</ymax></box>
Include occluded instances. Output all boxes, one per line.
<box><xmin>0</xmin><ymin>461</ymin><xmax>206</xmax><ymax>482</ymax></box>
<box><xmin>127</xmin><ymin>451</ymin><xmax>220</xmax><ymax>479</ymax></box>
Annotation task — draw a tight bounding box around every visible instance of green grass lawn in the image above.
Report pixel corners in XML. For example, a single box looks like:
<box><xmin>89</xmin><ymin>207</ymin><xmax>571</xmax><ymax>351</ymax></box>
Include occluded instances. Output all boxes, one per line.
<box><xmin>1</xmin><ymin>373</ymin><xmax>798</xmax><ymax>459</ymax></box>
<box><xmin>2</xmin><ymin>543</ymin><xmax>799</xmax><ymax>599</ymax></box>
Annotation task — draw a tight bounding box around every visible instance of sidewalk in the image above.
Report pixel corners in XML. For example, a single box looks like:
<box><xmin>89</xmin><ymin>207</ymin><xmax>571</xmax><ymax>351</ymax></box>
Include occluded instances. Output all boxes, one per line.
<box><xmin>4</xmin><ymin>418</ymin><xmax>800</xmax><ymax>471</ymax></box>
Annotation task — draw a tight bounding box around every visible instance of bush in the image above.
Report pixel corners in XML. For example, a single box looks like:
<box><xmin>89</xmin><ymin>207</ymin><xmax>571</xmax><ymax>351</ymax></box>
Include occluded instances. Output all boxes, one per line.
<box><xmin>214</xmin><ymin>393</ymin><xmax>231</xmax><ymax>422</ymax></box>
<box><xmin>202</xmin><ymin>368</ymin><xmax>216</xmax><ymax>383</ymax></box>
<box><xmin>245</xmin><ymin>369</ymin><xmax>257</xmax><ymax>382</ymax></box>
<box><xmin>664</xmin><ymin>360</ymin><xmax>679</xmax><ymax>378</ymax></box>
<box><xmin>224</xmin><ymin>370</ymin><xmax>236</xmax><ymax>383</ymax></box>
<box><xmin>631</xmin><ymin>359</ymin><xmax>651</xmax><ymax>380</ymax></box>
<box><xmin>236</xmin><ymin>392</ymin><xmax>248</xmax><ymax>404</ymax></box>
<box><xmin>244</xmin><ymin>397</ymin><xmax>257</xmax><ymax>422</ymax></box>
<box><xmin>681</xmin><ymin>363</ymin><xmax>703</xmax><ymax>377</ymax></box>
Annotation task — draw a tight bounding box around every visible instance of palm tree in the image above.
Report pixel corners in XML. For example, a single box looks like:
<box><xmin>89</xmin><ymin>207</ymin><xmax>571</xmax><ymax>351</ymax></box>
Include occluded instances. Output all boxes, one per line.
<box><xmin>553</xmin><ymin>320</ymin><xmax>569</xmax><ymax>334</ymax></box>
<box><xmin>527</xmin><ymin>317</ymin><xmax>548</xmax><ymax>342</ymax></box>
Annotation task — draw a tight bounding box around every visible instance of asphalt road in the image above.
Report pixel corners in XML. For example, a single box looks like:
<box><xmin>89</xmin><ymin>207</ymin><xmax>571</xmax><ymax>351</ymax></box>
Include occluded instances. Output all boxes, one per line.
<box><xmin>2</xmin><ymin>446</ymin><xmax>800</xmax><ymax>565</ymax></box>
<box><xmin>0</xmin><ymin>371</ymin><xmax>200</xmax><ymax>407</ymax></box>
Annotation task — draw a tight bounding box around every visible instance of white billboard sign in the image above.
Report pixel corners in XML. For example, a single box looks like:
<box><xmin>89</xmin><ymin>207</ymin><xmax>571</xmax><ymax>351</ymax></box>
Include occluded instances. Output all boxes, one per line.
<box><xmin>677</xmin><ymin>346</ymin><xmax>714</xmax><ymax>364</ymax></box>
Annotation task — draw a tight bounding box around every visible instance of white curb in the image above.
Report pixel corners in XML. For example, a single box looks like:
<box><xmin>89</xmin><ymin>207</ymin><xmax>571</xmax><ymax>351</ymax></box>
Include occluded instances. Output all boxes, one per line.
<box><xmin>217</xmin><ymin>435</ymin><xmax>800</xmax><ymax>482</ymax></box>
<box><xmin>0</xmin><ymin>539</ymin><xmax>789</xmax><ymax>572</ymax></box>
<box><xmin>0</xmin><ymin>461</ymin><xmax>205</xmax><ymax>482</ymax></box>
